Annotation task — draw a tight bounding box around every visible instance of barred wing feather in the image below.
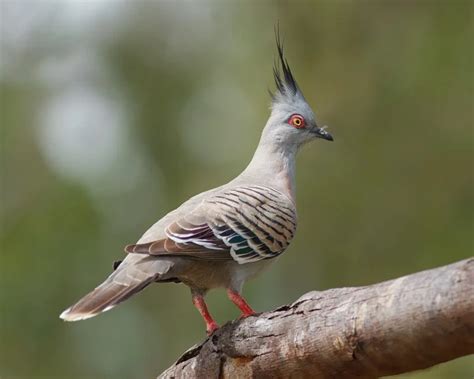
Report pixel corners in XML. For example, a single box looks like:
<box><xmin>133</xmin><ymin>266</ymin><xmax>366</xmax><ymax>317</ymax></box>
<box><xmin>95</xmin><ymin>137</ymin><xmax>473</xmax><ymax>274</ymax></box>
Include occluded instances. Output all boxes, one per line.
<box><xmin>125</xmin><ymin>185</ymin><xmax>297</xmax><ymax>264</ymax></box>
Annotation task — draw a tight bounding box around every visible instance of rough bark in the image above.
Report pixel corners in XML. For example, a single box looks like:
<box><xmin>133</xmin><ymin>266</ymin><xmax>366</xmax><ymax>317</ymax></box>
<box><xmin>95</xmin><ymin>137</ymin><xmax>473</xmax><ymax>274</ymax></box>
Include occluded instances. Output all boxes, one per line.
<box><xmin>158</xmin><ymin>258</ymin><xmax>474</xmax><ymax>379</ymax></box>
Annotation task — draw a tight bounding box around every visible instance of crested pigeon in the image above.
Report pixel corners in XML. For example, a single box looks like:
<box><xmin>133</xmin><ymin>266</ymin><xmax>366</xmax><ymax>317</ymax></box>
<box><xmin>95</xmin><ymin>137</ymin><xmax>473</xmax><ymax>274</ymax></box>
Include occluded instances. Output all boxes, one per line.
<box><xmin>60</xmin><ymin>33</ymin><xmax>333</xmax><ymax>335</ymax></box>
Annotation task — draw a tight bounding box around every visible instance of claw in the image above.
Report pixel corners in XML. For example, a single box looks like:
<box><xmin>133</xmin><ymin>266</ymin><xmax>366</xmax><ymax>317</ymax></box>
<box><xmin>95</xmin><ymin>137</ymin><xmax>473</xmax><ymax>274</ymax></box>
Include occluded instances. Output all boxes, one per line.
<box><xmin>206</xmin><ymin>321</ymin><xmax>219</xmax><ymax>335</ymax></box>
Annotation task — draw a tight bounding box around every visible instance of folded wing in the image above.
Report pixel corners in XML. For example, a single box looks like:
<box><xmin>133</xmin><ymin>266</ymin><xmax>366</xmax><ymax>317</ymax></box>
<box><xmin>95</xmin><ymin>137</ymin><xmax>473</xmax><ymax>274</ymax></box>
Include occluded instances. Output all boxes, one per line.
<box><xmin>125</xmin><ymin>185</ymin><xmax>297</xmax><ymax>264</ymax></box>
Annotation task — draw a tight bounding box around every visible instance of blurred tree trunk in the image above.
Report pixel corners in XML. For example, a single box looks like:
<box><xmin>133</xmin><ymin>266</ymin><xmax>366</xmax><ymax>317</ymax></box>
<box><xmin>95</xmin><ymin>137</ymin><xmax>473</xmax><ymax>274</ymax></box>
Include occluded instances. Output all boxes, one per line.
<box><xmin>158</xmin><ymin>258</ymin><xmax>473</xmax><ymax>379</ymax></box>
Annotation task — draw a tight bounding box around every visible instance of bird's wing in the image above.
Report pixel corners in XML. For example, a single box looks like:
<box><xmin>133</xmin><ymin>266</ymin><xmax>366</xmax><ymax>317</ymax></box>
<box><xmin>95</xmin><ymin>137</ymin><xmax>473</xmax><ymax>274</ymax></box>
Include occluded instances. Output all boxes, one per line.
<box><xmin>125</xmin><ymin>220</ymin><xmax>232</xmax><ymax>261</ymax></box>
<box><xmin>125</xmin><ymin>185</ymin><xmax>297</xmax><ymax>264</ymax></box>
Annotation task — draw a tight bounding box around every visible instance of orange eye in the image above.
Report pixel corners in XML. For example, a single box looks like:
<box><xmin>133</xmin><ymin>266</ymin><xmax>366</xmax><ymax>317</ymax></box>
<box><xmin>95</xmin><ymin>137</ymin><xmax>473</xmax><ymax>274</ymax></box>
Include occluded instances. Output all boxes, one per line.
<box><xmin>289</xmin><ymin>114</ymin><xmax>305</xmax><ymax>128</ymax></box>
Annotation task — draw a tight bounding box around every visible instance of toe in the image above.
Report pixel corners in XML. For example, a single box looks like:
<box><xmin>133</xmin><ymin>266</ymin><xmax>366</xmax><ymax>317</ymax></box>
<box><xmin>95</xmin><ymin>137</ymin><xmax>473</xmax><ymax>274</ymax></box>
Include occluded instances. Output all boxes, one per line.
<box><xmin>206</xmin><ymin>322</ymin><xmax>219</xmax><ymax>335</ymax></box>
<box><xmin>239</xmin><ymin>311</ymin><xmax>256</xmax><ymax>319</ymax></box>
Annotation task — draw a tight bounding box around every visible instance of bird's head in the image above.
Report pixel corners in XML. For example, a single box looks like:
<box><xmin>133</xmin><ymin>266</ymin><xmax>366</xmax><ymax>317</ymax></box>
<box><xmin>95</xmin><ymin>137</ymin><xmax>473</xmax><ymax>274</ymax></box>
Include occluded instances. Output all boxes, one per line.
<box><xmin>263</xmin><ymin>32</ymin><xmax>333</xmax><ymax>149</ymax></box>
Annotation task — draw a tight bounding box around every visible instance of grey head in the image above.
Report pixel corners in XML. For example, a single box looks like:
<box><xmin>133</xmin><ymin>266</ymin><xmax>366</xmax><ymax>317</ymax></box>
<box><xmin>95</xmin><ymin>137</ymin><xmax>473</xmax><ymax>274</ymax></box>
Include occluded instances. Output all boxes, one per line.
<box><xmin>261</xmin><ymin>33</ymin><xmax>333</xmax><ymax>149</ymax></box>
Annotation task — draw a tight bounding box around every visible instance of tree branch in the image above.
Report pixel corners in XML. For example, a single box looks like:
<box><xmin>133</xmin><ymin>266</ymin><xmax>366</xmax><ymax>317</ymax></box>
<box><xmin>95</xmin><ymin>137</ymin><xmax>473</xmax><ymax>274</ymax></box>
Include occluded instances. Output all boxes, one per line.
<box><xmin>158</xmin><ymin>258</ymin><xmax>474</xmax><ymax>378</ymax></box>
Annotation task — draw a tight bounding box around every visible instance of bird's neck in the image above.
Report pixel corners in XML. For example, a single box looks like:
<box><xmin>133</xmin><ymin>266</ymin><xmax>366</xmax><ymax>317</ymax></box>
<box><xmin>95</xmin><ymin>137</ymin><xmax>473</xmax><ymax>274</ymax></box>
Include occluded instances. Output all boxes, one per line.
<box><xmin>239</xmin><ymin>138</ymin><xmax>297</xmax><ymax>202</ymax></box>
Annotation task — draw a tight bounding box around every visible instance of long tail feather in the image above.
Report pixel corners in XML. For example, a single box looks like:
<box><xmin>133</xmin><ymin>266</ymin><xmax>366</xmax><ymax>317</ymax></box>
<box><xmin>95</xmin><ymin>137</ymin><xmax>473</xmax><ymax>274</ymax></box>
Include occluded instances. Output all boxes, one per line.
<box><xmin>60</xmin><ymin>256</ymin><xmax>174</xmax><ymax>322</ymax></box>
<box><xmin>59</xmin><ymin>278</ymin><xmax>153</xmax><ymax>322</ymax></box>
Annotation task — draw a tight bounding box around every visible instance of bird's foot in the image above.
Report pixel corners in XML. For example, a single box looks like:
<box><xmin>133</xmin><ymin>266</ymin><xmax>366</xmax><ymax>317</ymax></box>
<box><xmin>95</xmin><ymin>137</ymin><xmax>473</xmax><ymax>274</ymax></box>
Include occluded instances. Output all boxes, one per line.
<box><xmin>239</xmin><ymin>310</ymin><xmax>256</xmax><ymax>319</ymax></box>
<box><xmin>206</xmin><ymin>321</ymin><xmax>219</xmax><ymax>336</ymax></box>
<box><xmin>192</xmin><ymin>294</ymin><xmax>219</xmax><ymax>336</ymax></box>
<box><xmin>227</xmin><ymin>289</ymin><xmax>256</xmax><ymax>319</ymax></box>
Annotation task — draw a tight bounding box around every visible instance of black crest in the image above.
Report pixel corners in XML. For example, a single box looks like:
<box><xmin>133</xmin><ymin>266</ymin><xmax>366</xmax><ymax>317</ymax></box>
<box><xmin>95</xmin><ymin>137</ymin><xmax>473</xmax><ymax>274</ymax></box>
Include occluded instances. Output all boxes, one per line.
<box><xmin>272</xmin><ymin>27</ymin><xmax>299</xmax><ymax>100</ymax></box>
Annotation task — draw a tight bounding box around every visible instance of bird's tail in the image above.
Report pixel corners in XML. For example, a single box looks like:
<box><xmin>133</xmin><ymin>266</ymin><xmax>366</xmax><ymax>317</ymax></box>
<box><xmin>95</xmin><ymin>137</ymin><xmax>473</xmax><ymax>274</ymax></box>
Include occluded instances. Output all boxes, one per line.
<box><xmin>60</xmin><ymin>256</ymin><xmax>173</xmax><ymax>322</ymax></box>
<box><xmin>59</xmin><ymin>277</ymin><xmax>154</xmax><ymax>322</ymax></box>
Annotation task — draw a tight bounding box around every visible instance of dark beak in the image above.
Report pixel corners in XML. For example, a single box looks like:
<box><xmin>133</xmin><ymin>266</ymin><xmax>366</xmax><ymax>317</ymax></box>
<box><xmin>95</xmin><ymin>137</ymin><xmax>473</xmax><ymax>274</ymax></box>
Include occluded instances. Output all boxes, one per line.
<box><xmin>313</xmin><ymin>126</ymin><xmax>334</xmax><ymax>141</ymax></box>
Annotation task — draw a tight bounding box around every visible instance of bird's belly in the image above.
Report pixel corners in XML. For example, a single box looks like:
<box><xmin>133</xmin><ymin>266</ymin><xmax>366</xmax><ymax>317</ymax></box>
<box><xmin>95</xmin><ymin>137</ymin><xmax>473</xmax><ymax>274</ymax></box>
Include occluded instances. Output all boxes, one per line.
<box><xmin>171</xmin><ymin>258</ymin><xmax>274</xmax><ymax>291</ymax></box>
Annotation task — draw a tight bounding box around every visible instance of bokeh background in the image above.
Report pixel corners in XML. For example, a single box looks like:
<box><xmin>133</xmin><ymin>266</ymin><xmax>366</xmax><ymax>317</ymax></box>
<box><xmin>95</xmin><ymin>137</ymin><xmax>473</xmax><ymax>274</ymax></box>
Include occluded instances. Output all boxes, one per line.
<box><xmin>1</xmin><ymin>1</ymin><xmax>473</xmax><ymax>378</ymax></box>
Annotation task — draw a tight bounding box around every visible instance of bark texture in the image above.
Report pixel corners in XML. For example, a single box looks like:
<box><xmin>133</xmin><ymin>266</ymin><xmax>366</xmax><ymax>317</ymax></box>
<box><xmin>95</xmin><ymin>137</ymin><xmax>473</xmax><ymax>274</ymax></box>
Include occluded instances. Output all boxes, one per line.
<box><xmin>158</xmin><ymin>258</ymin><xmax>474</xmax><ymax>379</ymax></box>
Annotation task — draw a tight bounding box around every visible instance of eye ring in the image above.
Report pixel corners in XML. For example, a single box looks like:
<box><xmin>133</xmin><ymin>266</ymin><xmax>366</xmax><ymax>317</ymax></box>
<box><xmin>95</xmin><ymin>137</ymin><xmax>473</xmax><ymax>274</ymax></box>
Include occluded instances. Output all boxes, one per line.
<box><xmin>288</xmin><ymin>114</ymin><xmax>305</xmax><ymax>129</ymax></box>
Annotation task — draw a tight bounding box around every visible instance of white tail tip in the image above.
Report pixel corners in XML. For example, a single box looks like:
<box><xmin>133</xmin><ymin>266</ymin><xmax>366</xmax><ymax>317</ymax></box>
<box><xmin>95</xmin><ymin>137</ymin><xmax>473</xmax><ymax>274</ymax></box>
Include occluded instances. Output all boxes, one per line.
<box><xmin>60</xmin><ymin>308</ymin><xmax>96</xmax><ymax>322</ymax></box>
<box><xmin>59</xmin><ymin>303</ymin><xmax>116</xmax><ymax>322</ymax></box>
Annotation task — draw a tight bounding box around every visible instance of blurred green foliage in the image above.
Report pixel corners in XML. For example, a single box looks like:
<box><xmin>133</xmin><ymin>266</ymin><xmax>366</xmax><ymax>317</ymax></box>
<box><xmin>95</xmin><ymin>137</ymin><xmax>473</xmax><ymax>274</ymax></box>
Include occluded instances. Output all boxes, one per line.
<box><xmin>1</xmin><ymin>1</ymin><xmax>472</xmax><ymax>378</ymax></box>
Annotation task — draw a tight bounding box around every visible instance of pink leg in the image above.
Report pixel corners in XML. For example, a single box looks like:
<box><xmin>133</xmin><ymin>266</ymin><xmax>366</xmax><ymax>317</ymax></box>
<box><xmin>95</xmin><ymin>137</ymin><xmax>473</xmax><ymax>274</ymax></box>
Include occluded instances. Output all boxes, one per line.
<box><xmin>192</xmin><ymin>294</ymin><xmax>219</xmax><ymax>335</ymax></box>
<box><xmin>227</xmin><ymin>289</ymin><xmax>256</xmax><ymax>318</ymax></box>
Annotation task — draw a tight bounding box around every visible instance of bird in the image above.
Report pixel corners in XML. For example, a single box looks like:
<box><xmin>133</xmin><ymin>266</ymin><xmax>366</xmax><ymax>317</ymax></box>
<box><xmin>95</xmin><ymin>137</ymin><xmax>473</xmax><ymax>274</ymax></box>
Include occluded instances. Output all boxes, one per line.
<box><xmin>59</xmin><ymin>31</ymin><xmax>333</xmax><ymax>335</ymax></box>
